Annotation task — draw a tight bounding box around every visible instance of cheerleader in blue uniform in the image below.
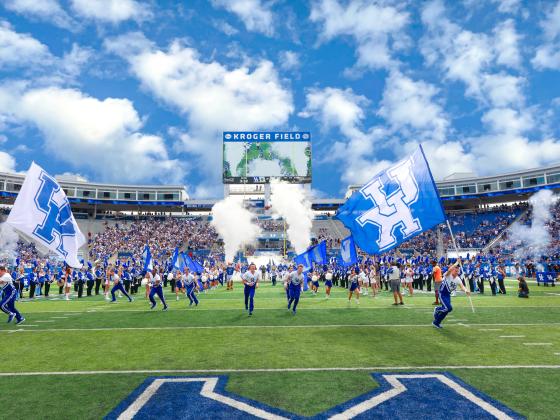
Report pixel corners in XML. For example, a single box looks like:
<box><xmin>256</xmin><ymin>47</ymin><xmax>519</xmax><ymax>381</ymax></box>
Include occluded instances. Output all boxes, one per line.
<box><xmin>287</xmin><ymin>264</ymin><xmax>304</xmax><ymax>314</ymax></box>
<box><xmin>324</xmin><ymin>267</ymin><xmax>333</xmax><ymax>299</ymax></box>
<box><xmin>242</xmin><ymin>263</ymin><xmax>260</xmax><ymax>316</ymax></box>
<box><xmin>348</xmin><ymin>267</ymin><xmax>360</xmax><ymax>305</ymax></box>
<box><xmin>0</xmin><ymin>265</ymin><xmax>24</xmax><ymax>324</ymax></box>
<box><xmin>433</xmin><ymin>262</ymin><xmax>470</xmax><ymax>328</ymax></box>
<box><xmin>110</xmin><ymin>267</ymin><xmax>133</xmax><ymax>303</ymax></box>
<box><xmin>175</xmin><ymin>269</ymin><xmax>185</xmax><ymax>301</ymax></box>
<box><xmin>148</xmin><ymin>268</ymin><xmax>167</xmax><ymax>311</ymax></box>
<box><xmin>183</xmin><ymin>267</ymin><xmax>199</xmax><ymax>307</ymax></box>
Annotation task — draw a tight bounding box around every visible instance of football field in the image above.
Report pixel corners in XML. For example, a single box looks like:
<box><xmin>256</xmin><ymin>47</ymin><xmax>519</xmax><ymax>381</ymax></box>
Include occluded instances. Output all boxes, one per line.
<box><xmin>1</xmin><ymin>279</ymin><xmax>559</xmax><ymax>419</ymax></box>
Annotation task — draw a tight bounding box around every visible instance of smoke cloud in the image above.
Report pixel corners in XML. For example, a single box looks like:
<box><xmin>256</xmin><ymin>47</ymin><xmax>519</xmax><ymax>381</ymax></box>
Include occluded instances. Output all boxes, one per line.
<box><xmin>506</xmin><ymin>190</ymin><xmax>558</xmax><ymax>259</ymax></box>
<box><xmin>0</xmin><ymin>222</ymin><xmax>20</xmax><ymax>264</ymax></box>
<box><xmin>211</xmin><ymin>196</ymin><xmax>261</xmax><ymax>263</ymax></box>
<box><xmin>269</xmin><ymin>181</ymin><xmax>314</xmax><ymax>254</ymax></box>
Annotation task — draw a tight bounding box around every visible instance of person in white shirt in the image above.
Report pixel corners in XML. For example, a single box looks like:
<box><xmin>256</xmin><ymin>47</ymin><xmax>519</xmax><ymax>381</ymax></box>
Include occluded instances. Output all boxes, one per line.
<box><xmin>242</xmin><ymin>263</ymin><xmax>260</xmax><ymax>316</ymax></box>
<box><xmin>0</xmin><ymin>265</ymin><xmax>24</xmax><ymax>324</ymax></box>
<box><xmin>148</xmin><ymin>268</ymin><xmax>168</xmax><ymax>311</ymax></box>
<box><xmin>404</xmin><ymin>264</ymin><xmax>414</xmax><ymax>296</ymax></box>
<box><xmin>433</xmin><ymin>261</ymin><xmax>470</xmax><ymax>329</ymax></box>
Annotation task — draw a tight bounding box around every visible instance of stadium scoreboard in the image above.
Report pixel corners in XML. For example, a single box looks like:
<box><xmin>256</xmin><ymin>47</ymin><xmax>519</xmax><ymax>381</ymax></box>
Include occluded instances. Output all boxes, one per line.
<box><xmin>222</xmin><ymin>131</ymin><xmax>312</xmax><ymax>184</ymax></box>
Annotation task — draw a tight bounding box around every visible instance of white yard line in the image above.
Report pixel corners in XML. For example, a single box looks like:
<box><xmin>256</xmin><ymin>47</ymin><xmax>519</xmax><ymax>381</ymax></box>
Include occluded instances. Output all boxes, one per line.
<box><xmin>499</xmin><ymin>335</ymin><xmax>526</xmax><ymax>338</ymax></box>
<box><xmin>1</xmin><ymin>365</ymin><xmax>559</xmax><ymax>377</ymax></box>
<box><xmin>479</xmin><ymin>329</ymin><xmax>502</xmax><ymax>331</ymax></box>
<box><xmin>523</xmin><ymin>343</ymin><xmax>552</xmax><ymax>346</ymax></box>
<box><xmin>2</xmin><ymin>322</ymin><xmax>560</xmax><ymax>333</ymax></box>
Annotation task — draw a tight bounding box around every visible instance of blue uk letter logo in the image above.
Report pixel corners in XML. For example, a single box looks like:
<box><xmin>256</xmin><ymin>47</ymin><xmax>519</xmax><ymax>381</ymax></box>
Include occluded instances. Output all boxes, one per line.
<box><xmin>106</xmin><ymin>372</ymin><xmax>523</xmax><ymax>419</ymax></box>
<box><xmin>32</xmin><ymin>170</ymin><xmax>76</xmax><ymax>257</ymax></box>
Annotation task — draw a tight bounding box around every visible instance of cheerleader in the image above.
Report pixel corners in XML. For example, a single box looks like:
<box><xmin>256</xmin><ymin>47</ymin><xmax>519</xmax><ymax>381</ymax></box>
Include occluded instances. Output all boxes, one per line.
<box><xmin>183</xmin><ymin>267</ymin><xmax>199</xmax><ymax>306</ymax></box>
<box><xmin>0</xmin><ymin>265</ymin><xmax>25</xmax><ymax>324</ymax></box>
<box><xmin>287</xmin><ymin>264</ymin><xmax>304</xmax><ymax>314</ymax></box>
<box><xmin>63</xmin><ymin>267</ymin><xmax>72</xmax><ymax>301</ymax></box>
<box><xmin>359</xmin><ymin>266</ymin><xmax>369</xmax><ymax>296</ymax></box>
<box><xmin>110</xmin><ymin>267</ymin><xmax>133</xmax><ymax>303</ymax></box>
<box><xmin>144</xmin><ymin>267</ymin><xmax>151</xmax><ymax>299</ymax></box>
<box><xmin>369</xmin><ymin>265</ymin><xmax>378</xmax><ymax>297</ymax></box>
<box><xmin>324</xmin><ymin>267</ymin><xmax>333</xmax><ymax>299</ymax></box>
<box><xmin>200</xmin><ymin>270</ymin><xmax>208</xmax><ymax>293</ymax></box>
<box><xmin>175</xmin><ymin>269</ymin><xmax>185</xmax><ymax>301</ymax></box>
<box><xmin>348</xmin><ymin>267</ymin><xmax>360</xmax><ymax>304</ymax></box>
<box><xmin>148</xmin><ymin>268</ymin><xmax>168</xmax><ymax>310</ymax></box>
<box><xmin>311</xmin><ymin>270</ymin><xmax>320</xmax><ymax>295</ymax></box>
<box><xmin>433</xmin><ymin>261</ymin><xmax>470</xmax><ymax>328</ymax></box>
<box><xmin>404</xmin><ymin>263</ymin><xmax>414</xmax><ymax>296</ymax></box>
<box><xmin>242</xmin><ymin>263</ymin><xmax>260</xmax><ymax>316</ymax></box>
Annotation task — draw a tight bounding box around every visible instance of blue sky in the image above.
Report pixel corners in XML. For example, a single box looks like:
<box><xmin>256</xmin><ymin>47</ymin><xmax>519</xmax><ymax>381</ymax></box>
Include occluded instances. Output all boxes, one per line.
<box><xmin>1</xmin><ymin>0</ymin><xmax>560</xmax><ymax>198</ymax></box>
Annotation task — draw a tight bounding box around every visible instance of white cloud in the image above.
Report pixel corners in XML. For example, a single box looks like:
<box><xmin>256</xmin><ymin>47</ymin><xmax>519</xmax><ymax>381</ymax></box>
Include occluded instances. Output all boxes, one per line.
<box><xmin>532</xmin><ymin>1</ymin><xmax>560</xmax><ymax>70</ymax></box>
<box><xmin>299</xmin><ymin>86</ymin><xmax>390</xmax><ymax>184</ymax></box>
<box><xmin>0</xmin><ymin>21</ymin><xmax>90</xmax><ymax>83</ymax></box>
<box><xmin>310</xmin><ymin>0</ymin><xmax>409</xmax><ymax>70</ymax></box>
<box><xmin>278</xmin><ymin>50</ymin><xmax>300</xmax><ymax>71</ymax></box>
<box><xmin>3</xmin><ymin>0</ymin><xmax>75</xmax><ymax>29</ymax></box>
<box><xmin>212</xmin><ymin>19</ymin><xmax>239</xmax><ymax>36</ymax></box>
<box><xmin>493</xmin><ymin>19</ymin><xmax>522</xmax><ymax>68</ymax></box>
<box><xmin>481</xmin><ymin>73</ymin><xmax>524</xmax><ymax>107</ymax></box>
<box><xmin>532</xmin><ymin>44</ymin><xmax>560</xmax><ymax>70</ymax></box>
<box><xmin>540</xmin><ymin>0</ymin><xmax>560</xmax><ymax>41</ymax></box>
<box><xmin>0</xmin><ymin>151</ymin><xmax>16</xmax><ymax>173</ymax></box>
<box><xmin>378</xmin><ymin>70</ymin><xmax>448</xmax><ymax>142</ymax></box>
<box><xmin>0</xmin><ymin>21</ymin><xmax>51</xmax><ymax>70</ymax></box>
<box><xmin>491</xmin><ymin>0</ymin><xmax>521</xmax><ymax>14</ymax></box>
<box><xmin>211</xmin><ymin>0</ymin><xmax>274</xmax><ymax>36</ymax></box>
<box><xmin>105</xmin><ymin>32</ymin><xmax>292</xmax><ymax>195</ymax></box>
<box><xmin>0</xmin><ymin>84</ymin><xmax>182</xmax><ymax>184</ymax></box>
<box><xmin>70</xmin><ymin>0</ymin><xmax>151</xmax><ymax>23</ymax></box>
<box><xmin>481</xmin><ymin>107</ymin><xmax>533</xmax><ymax>135</ymax></box>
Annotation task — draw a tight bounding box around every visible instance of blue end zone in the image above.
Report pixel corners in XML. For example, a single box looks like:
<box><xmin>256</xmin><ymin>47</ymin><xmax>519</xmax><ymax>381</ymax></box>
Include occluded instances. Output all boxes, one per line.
<box><xmin>106</xmin><ymin>372</ymin><xmax>524</xmax><ymax>419</ymax></box>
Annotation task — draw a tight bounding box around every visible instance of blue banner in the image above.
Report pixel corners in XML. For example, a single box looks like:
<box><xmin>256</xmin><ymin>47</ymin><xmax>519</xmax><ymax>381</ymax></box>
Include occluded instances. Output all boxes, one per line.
<box><xmin>336</xmin><ymin>146</ymin><xmax>445</xmax><ymax>255</ymax></box>
<box><xmin>340</xmin><ymin>235</ymin><xmax>358</xmax><ymax>266</ymax></box>
<box><xmin>310</xmin><ymin>241</ymin><xmax>327</xmax><ymax>265</ymax></box>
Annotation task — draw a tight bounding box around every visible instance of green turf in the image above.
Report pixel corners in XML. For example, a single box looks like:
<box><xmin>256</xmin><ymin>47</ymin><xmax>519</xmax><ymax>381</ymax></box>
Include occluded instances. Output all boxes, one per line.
<box><xmin>0</xmin><ymin>280</ymin><xmax>559</xmax><ymax>419</ymax></box>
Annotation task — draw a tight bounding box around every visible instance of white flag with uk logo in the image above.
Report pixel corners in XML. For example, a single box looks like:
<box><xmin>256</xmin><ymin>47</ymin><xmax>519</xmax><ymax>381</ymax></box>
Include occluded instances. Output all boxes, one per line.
<box><xmin>6</xmin><ymin>162</ymin><xmax>85</xmax><ymax>268</ymax></box>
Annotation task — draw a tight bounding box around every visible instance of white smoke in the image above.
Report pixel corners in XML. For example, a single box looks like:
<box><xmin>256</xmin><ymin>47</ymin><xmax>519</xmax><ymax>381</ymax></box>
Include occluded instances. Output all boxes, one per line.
<box><xmin>506</xmin><ymin>190</ymin><xmax>558</xmax><ymax>259</ymax></box>
<box><xmin>211</xmin><ymin>196</ymin><xmax>261</xmax><ymax>263</ymax></box>
<box><xmin>269</xmin><ymin>181</ymin><xmax>314</xmax><ymax>254</ymax></box>
<box><xmin>0</xmin><ymin>222</ymin><xmax>20</xmax><ymax>264</ymax></box>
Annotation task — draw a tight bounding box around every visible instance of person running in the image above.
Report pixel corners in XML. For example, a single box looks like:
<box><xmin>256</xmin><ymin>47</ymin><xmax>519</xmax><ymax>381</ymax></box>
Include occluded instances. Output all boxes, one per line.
<box><xmin>348</xmin><ymin>266</ymin><xmax>360</xmax><ymax>305</ymax></box>
<box><xmin>242</xmin><ymin>263</ymin><xmax>260</xmax><ymax>317</ymax></box>
<box><xmin>148</xmin><ymin>268</ymin><xmax>168</xmax><ymax>311</ymax></box>
<box><xmin>225</xmin><ymin>262</ymin><xmax>234</xmax><ymax>291</ymax></box>
<box><xmin>287</xmin><ymin>264</ymin><xmax>305</xmax><ymax>314</ymax></box>
<box><xmin>324</xmin><ymin>267</ymin><xmax>333</xmax><ymax>299</ymax></box>
<box><xmin>433</xmin><ymin>261</ymin><xmax>470</xmax><ymax>329</ymax></box>
<box><xmin>183</xmin><ymin>267</ymin><xmax>199</xmax><ymax>307</ymax></box>
<box><xmin>0</xmin><ymin>265</ymin><xmax>25</xmax><ymax>324</ymax></box>
<box><xmin>110</xmin><ymin>267</ymin><xmax>133</xmax><ymax>303</ymax></box>
<box><xmin>175</xmin><ymin>269</ymin><xmax>185</xmax><ymax>301</ymax></box>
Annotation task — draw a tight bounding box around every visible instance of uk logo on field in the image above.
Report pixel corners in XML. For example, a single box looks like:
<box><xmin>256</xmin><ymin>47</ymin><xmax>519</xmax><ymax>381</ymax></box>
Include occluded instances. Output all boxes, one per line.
<box><xmin>106</xmin><ymin>372</ymin><xmax>523</xmax><ymax>419</ymax></box>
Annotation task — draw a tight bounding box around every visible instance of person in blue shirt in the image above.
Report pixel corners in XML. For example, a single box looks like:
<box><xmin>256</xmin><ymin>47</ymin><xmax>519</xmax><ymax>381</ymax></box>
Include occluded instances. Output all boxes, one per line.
<box><xmin>242</xmin><ymin>263</ymin><xmax>260</xmax><ymax>316</ymax></box>
<box><xmin>433</xmin><ymin>262</ymin><xmax>470</xmax><ymax>329</ymax></box>
<box><xmin>86</xmin><ymin>266</ymin><xmax>95</xmax><ymax>297</ymax></box>
<box><xmin>94</xmin><ymin>264</ymin><xmax>103</xmax><ymax>296</ymax></box>
<box><xmin>0</xmin><ymin>265</ymin><xmax>25</xmax><ymax>324</ymax></box>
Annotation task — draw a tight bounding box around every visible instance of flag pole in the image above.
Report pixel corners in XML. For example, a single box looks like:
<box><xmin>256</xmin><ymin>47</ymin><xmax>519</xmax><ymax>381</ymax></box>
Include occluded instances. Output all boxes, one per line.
<box><xmin>446</xmin><ymin>220</ymin><xmax>475</xmax><ymax>313</ymax></box>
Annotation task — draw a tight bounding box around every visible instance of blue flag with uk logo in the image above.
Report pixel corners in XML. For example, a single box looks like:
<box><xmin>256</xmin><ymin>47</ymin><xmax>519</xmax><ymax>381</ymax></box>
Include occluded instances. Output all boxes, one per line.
<box><xmin>336</xmin><ymin>146</ymin><xmax>445</xmax><ymax>255</ymax></box>
<box><xmin>6</xmin><ymin>162</ymin><xmax>85</xmax><ymax>268</ymax></box>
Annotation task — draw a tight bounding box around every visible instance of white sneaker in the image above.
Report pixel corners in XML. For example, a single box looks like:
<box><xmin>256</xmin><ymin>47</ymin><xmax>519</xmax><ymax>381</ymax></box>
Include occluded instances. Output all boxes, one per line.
<box><xmin>356</xmin><ymin>299</ymin><xmax>360</xmax><ymax>304</ymax></box>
